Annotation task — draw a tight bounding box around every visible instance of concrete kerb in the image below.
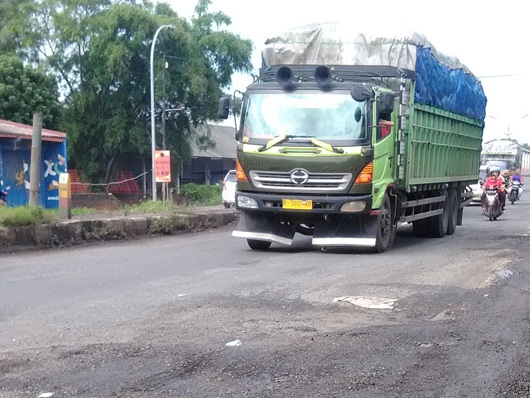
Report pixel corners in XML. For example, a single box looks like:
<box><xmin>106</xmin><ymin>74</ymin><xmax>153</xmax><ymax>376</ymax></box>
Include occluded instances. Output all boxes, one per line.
<box><xmin>1</xmin><ymin>207</ymin><xmax>239</xmax><ymax>252</ymax></box>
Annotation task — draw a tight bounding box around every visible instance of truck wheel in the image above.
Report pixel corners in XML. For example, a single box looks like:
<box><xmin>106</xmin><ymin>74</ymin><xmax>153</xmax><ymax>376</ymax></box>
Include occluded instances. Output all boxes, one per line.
<box><xmin>374</xmin><ymin>193</ymin><xmax>392</xmax><ymax>253</ymax></box>
<box><xmin>428</xmin><ymin>189</ymin><xmax>448</xmax><ymax>238</ymax></box>
<box><xmin>247</xmin><ymin>239</ymin><xmax>272</xmax><ymax>250</ymax></box>
<box><xmin>413</xmin><ymin>219</ymin><xmax>428</xmax><ymax>237</ymax></box>
<box><xmin>446</xmin><ymin>188</ymin><xmax>458</xmax><ymax>235</ymax></box>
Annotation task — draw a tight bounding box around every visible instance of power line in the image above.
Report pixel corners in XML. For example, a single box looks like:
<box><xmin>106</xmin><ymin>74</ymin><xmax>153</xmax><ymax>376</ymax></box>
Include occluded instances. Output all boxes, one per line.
<box><xmin>478</xmin><ymin>74</ymin><xmax>527</xmax><ymax>79</ymax></box>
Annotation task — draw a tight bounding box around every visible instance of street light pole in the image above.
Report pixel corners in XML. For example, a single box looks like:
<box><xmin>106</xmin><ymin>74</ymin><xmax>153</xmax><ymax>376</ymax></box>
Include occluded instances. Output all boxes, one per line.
<box><xmin>150</xmin><ymin>24</ymin><xmax>174</xmax><ymax>201</ymax></box>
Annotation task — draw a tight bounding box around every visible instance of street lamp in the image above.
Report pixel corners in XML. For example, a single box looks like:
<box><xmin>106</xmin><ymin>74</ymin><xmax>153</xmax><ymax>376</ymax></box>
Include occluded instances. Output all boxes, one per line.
<box><xmin>150</xmin><ymin>24</ymin><xmax>174</xmax><ymax>201</ymax></box>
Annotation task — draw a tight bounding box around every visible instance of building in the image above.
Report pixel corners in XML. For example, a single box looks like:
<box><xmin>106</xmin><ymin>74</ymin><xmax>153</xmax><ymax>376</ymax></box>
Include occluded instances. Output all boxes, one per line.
<box><xmin>184</xmin><ymin>124</ymin><xmax>237</xmax><ymax>185</ymax></box>
<box><xmin>0</xmin><ymin>119</ymin><xmax>67</xmax><ymax>208</ymax></box>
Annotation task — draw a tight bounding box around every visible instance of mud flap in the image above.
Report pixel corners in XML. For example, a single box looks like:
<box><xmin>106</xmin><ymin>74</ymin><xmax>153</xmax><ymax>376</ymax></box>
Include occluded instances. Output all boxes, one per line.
<box><xmin>232</xmin><ymin>211</ymin><xmax>296</xmax><ymax>245</ymax></box>
<box><xmin>312</xmin><ymin>214</ymin><xmax>378</xmax><ymax>248</ymax></box>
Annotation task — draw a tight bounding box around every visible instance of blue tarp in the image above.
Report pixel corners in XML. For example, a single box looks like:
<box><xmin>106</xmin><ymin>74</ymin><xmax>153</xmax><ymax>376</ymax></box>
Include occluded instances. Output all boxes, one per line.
<box><xmin>415</xmin><ymin>47</ymin><xmax>487</xmax><ymax>122</ymax></box>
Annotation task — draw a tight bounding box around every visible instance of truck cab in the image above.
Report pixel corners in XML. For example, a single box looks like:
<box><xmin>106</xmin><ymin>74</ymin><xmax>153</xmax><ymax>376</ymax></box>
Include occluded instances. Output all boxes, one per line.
<box><xmin>218</xmin><ymin>65</ymin><xmax>403</xmax><ymax>252</ymax></box>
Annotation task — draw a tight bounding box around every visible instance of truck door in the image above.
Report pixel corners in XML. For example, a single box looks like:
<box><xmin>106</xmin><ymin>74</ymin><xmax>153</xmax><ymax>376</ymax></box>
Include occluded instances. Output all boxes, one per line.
<box><xmin>371</xmin><ymin>92</ymin><xmax>396</xmax><ymax>206</ymax></box>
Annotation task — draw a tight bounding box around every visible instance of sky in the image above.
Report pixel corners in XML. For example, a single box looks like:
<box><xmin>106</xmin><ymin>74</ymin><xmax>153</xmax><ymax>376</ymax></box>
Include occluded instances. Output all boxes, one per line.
<box><xmin>165</xmin><ymin>0</ymin><xmax>530</xmax><ymax>144</ymax></box>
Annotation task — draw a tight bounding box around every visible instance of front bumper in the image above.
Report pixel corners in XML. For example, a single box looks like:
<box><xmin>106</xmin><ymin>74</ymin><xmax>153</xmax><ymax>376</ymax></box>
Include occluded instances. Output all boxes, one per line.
<box><xmin>232</xmin><ymin>192</ymin><xmax>379</xmax><ymax>248</ymax></box>
<box><xmin>235</xmin><ymin>191</ymin><xmax>373</xmax><ymax>215</ymax></box>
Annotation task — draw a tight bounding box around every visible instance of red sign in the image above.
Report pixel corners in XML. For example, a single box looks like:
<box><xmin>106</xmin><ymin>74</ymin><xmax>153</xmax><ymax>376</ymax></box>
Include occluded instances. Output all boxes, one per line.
<box><xmin>154</xmin><ymin>150</ymin><xmax>171</xmax><ymax>183</ymax></box>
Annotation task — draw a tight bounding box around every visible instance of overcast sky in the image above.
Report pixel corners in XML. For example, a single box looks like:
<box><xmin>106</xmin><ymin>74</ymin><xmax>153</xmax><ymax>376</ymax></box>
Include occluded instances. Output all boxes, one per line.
<box><xmin>166</xmin><ymin>0</ymin><xmax>530</xmax><ymax>144</ymax></box>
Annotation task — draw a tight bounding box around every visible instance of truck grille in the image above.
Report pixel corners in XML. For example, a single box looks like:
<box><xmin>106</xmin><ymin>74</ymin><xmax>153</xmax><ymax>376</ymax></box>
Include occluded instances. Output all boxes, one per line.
<box><xmin>249</xmin><ymin>170</ymin><xmax>352</xmax><ymax>192</ymax></box>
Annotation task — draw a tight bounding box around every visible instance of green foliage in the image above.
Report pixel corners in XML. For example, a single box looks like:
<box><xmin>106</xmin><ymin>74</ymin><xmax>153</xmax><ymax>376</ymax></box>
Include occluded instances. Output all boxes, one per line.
<box><xmin>0</xmin><ymin>0</ymin><xmax>252</xmax><ymax>184</ymax></box>
<box><xmin>181</xmin><ymin>183</ymin><xmax>221</xmax><ymax>204</ymax></box>
<box><xmin>71</xmin><ymin>207</ymin><xmax>99</xmax><ymax>215</ymax></box>
<box><xmin>123</xmin><ymin>200</ymin><xmax>182</xmax><ymax>214</ymax></box>
<box><xmin>0</xmin><ymin>56</ymin><xmax>62</xmax><ymax>128</ymax></box>
<box><xmin>0</xmin><ymin>206</ymin><xmax>56</xmax><ymax>227</ymax></box>
<box><xmin>0</xmin><ymin>0</ymin><xmax>36</xmax><ymax>56</ymax></box>
<box><xmin>148</xmin><ymin>215</ymin><xmax>188</xmax><ymax>235</ymax></box>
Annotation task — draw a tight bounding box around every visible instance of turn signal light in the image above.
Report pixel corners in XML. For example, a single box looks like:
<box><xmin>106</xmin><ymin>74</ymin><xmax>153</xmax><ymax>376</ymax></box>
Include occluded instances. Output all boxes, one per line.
<box><xmin>355</xmin><ymin>161</ymin><xmax>373</xmax><ymax>184</ymax></box>
<box><xmin>236</xmin><ymin>159</ymin><xmax>248</xmax><ymax>181</ymax></box>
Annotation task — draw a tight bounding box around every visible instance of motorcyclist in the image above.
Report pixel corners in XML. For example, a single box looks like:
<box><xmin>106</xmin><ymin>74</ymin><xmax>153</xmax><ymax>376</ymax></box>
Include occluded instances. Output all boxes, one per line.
<box><xmin>481</xmin><ymin>166</ymin><xmax>506</xmax><ymax>214</ymax></box>
<box><xmin>511</xmin><ymin>169</ymin><xmax>523</xmax><ymax>184</ymax></box>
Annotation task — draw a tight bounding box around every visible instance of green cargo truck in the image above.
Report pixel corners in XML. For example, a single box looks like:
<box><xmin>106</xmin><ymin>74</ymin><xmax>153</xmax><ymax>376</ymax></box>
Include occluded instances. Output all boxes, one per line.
<box><xmin>218</xmin><ymin>23</ymin><xmax>487</xmax><ymax>252</ymax></box>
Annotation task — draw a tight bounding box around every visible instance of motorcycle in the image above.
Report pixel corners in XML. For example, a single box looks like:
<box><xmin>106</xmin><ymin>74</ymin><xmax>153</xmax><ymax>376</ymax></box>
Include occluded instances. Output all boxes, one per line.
<box><xmin>483</xmin><ymin>188</ymin><xmax>503</xmax><ymax>221</ymax></box>
<box><xmin>508</xmin><ymin>180</ymin><xmax>522</xmax><ymax>204</ymax></box>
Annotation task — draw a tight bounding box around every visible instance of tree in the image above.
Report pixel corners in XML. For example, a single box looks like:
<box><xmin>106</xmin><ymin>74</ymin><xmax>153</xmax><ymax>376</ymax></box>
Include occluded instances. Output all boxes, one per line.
<box><xmin>61</xmin><ymin>0</ymin><xmax>252</xmax><ymax>182</ymax></box>
<box><xmin>0</xmin><ymin>56</ymin><xmax>61</xmax><ymax>128</ymax></box>
<box><xmin>1</xmin><ymin>0</ymin><xmax>253</xmax><ymax>184</ymax></box>
<box><xmin>0</xmin><ymin>0</ymin><xmax>36</xmax><ymax>57</ymax></box>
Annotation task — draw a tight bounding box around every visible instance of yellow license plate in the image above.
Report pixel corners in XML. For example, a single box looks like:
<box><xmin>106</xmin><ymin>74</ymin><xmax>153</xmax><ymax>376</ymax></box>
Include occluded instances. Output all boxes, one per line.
<box><xmin>283</xmin><ymin>199</ymin><xmax>313</xmax><ymax>210</ymax></box>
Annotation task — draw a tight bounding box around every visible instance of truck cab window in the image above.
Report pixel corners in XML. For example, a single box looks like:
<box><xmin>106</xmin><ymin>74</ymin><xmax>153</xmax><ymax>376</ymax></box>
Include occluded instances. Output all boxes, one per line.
<box><xmin>376</xmin><ymin>111</ymin><xmax>393</xmax><ymax>141</ymax></box>
<box><xmin>242</xmin><ymin>92</ymin><xmax>367</xmax><ymax>143</ymax></box>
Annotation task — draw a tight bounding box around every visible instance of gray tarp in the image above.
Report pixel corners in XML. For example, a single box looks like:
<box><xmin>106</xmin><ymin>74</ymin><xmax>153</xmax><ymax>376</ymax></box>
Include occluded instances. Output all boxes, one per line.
<box><xmin>262</xmin><ymin>22</ymin><xmax>469</xmax><ymax>73</ymax></box>
<box><xmin>261</xmin><ymin>22</ymin><xmax>487</xmax><ymax>121</ymax></box>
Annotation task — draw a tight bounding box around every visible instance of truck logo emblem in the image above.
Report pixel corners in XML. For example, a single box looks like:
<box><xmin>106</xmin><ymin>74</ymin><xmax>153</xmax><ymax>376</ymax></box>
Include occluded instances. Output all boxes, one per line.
<box><xmin>290</xmin><ymin>169</ymin><xmax>309</xmax><ymax>185</ymax></box>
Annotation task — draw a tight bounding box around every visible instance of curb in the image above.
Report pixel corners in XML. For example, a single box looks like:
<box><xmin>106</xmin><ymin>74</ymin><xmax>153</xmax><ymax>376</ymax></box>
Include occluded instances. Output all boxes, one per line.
<box><xmin>0</xmin><ymin>209</ymin><xmax>239</xmax><ymax>253</ymax></box>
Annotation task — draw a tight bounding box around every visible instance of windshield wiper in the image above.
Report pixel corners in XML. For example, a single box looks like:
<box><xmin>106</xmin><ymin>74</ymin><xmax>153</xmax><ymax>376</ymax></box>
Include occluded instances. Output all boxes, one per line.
<box><xmin>258</xmin><ymin>134</ymin><xmax>311</xmax><ymax>152</ymax></box>
<box><xmin>309</xmin><ymin>138</ymin><xmax>345</xmax><ymax>154</ymax></box>
<box><xmin>258</xmin><ymin>134</ymin><xmax>344</xmax><ymax>154</ymax></box>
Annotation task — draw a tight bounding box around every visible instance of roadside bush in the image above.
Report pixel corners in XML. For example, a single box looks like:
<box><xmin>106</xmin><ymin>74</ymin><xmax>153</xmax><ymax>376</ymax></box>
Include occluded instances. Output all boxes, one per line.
<box><xmin>0</xmin><ymin>206</ymin><xmax>56</xmax><ymax>227</ymax></box>
<box><xmin>181</xmin><ymin>183</ymin><xmax>221</xmax><ymax>205</ymax></box>
<box><xmin>148</xmin><ymin>215</ymin><xmax>189</xmax><ymax>234</ymax></box>
<box><xmin>123</xmin><ymin>200</ymin><xmax>181</xmax><ymax>214</ymax></box>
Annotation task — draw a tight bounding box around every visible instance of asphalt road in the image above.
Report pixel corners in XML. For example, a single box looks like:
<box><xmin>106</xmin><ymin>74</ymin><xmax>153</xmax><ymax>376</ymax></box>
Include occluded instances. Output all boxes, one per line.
<box><xmin>1</xmin><ymin>197</ymin><xmax>530</xmax><ymax>397</ymax></box>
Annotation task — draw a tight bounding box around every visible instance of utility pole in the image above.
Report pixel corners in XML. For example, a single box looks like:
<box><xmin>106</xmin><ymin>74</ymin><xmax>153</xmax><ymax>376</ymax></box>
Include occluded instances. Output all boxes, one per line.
<box><xmin>29</xmin><ymin>112</ymin><xmax>42</xmax><ymax>207</ymax></box>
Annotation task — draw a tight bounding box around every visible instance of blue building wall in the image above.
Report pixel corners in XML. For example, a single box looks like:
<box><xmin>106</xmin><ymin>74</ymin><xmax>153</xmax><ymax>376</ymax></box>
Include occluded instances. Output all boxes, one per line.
<box><xmin>0</xmin><ymin>138</ymin><xmax>67</xmax><ymax>208</ymax></box>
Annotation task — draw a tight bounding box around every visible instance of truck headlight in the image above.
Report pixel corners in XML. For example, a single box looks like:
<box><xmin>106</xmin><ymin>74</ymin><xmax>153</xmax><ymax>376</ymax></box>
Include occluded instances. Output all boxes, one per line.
<box><xmin>340</xmin><ymin>201</ymin><xmax>366</xmax><ymax>212</ymax></box>
<box><xmin>237</xmin><ymin>195</ymin><xmax>258</xmax><ymax>209</ymax></box>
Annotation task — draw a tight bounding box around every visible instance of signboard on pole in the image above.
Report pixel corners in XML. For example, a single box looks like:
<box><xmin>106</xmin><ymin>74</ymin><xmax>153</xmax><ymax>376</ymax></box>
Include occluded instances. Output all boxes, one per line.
<box><xmin>155</xmin><ymin>150</ymin><xmax>171</xmax><ymax>183</ymax></box>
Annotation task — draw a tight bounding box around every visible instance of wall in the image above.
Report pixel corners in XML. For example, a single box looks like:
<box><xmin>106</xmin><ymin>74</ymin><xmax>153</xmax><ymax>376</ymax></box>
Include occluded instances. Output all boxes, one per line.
<box><xmin>0</xmin><ymin>139</ymin><xmax>67</xmax><ymax>208</ymax></box>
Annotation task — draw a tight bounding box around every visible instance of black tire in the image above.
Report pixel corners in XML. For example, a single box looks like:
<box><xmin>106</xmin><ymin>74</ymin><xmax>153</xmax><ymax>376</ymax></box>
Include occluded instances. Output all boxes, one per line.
<box><xmin>247</xmin><ymin>239</ymin><xmax>272</xmax><ymax>250</ymax></box>
<box><xmin>428</xmin><ymin>189</ymin><xmax>448</xmax><ymax>238</ymax></box>
<box><xmin>488</xmin><ymin>207</ymin><xmax>493</xmax><ymax>221</ymax></box>
<box><xmin>374</xmin><ymin>193</ymin><xmax>393</xmax><ymax>253</ymax></box>
<box><xmin>412</xmin><ymin>219</ymin><xmax>428</xmax><ymax>237</ymax></box>
<box><xmin>223</xmin><ymin>202</ymin><xmax>230</xmax><ymax>208</ymax></box>
<box><xmin>446</xmin><ymin>188</ymin><xmax>458</xmax><ymax>235</ymax></box>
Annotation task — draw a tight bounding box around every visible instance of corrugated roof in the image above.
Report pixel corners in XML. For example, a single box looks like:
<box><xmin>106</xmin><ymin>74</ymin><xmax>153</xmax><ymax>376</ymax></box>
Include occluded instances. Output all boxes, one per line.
<box><xmin>0</xmin><ymin>119</ymin><xmax>66</xmax><ymax>142</ymax></box>
<box><xmin>192</xmin><ymin>124</ymin><xmax>237</xmax><ymax>159</ymax></box>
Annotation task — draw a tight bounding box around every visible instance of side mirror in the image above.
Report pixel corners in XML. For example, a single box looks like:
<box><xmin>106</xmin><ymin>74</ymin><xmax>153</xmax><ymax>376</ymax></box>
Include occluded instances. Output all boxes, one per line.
<box><xmin>351</xmin><ymin>84</ymin><xmax>373</xmax><ymax>102</ymax></box>
<box><xmin>217</xmin><ymin>96</ymin><xmax>230</xmax><ymax>119</ymax></box>
<box><xmin>378</xmin><ymin>92</ymin><xmax>395</xmax><ymax>114</ymax></box>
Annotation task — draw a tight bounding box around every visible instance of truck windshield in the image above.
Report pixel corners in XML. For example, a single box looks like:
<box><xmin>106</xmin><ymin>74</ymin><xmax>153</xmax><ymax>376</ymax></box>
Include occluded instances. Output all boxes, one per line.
<box><xmin>241</xmin><ymin>92</ymin><xmax>366</xmax><ymax>143</ymax></box>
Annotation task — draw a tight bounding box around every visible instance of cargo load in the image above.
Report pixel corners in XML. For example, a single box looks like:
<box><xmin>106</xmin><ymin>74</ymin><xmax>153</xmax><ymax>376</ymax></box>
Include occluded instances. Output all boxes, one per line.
<box><xmin>262</xmin><ymin>22</ymin><xmax>487</xmax><ymax>121</ymax></box>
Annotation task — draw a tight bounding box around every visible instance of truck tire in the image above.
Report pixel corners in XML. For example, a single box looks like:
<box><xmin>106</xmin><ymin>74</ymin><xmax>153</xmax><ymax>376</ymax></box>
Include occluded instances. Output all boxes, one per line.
<box><xmin>374</xmin><ymin>193</ymin><xmax>392</xmax><ymax>253</ymax></box>
<box><xmin>428</xmin><ymin>189</ymin><xmax>448</xmax><ymax>238</ymax></box>
<box><xmin>247</xmin><ymin>239</ymin><xmax>272</xmax><ymax>250</ymax></box>
<box><xmin>412</xmin><ymin>219</ymin><xmax>428</xmax><ymax>237</ymax></box>
<box><xmin>446</xmin><ymin>188</ymin><xmax>458</xmax><ymax>235</ymax></box>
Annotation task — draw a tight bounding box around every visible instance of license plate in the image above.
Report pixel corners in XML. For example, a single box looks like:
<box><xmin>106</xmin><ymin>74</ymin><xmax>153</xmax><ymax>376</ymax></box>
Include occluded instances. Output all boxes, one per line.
<box><xmin>283</xmin><ymin>199</ymin><xmax>313</xmax><ymax>210</ymax></box>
